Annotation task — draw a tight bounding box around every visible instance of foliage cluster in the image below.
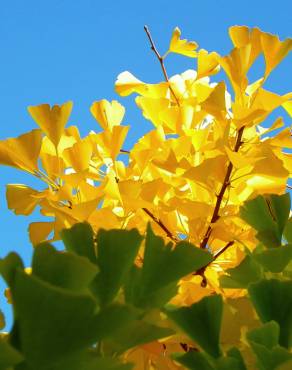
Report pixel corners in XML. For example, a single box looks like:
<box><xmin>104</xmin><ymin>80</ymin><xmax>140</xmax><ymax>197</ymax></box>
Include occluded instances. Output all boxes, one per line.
<box><xmin>0</xmin><ymin>25</ymin><xmax>291</xmax><ymax>369</ymax></box>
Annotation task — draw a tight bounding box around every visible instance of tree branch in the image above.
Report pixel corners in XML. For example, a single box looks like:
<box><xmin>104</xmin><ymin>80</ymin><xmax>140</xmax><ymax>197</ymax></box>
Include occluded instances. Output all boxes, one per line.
<box><xmin>194</xmin><ymin>240</ymin><xmax>235</xmax><ymax>287</ymax></box>
<box><xmin>144</xmin><ymin>25</ymin><xmax>180</xmax><ymax>106</ymax></box>
<box><xmin>200</xmin><ymin>126</ymin><xmax>245</xmax><ymax>250</ymax></box>
<box><xmin>142</xmin><ymin>207</ymin><xmax>179</xmax><ymax>243</ymax></box>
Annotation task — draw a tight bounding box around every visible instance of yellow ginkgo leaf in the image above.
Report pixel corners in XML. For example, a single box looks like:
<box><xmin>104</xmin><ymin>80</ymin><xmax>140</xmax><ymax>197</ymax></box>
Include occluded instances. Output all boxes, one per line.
<box><xmin>0</xmin><ymin>129</ymin><xmax>42</xmax><ymax>174</ymax></box>
<box><xmin>6</xmin><ymin>184</ymin><xmax>41</xmax><ymax>215</ymax></box>
<box><xmin>40</xmin><ymin>153</ymin><xmax>65</xmax><ymax>179</ymax></box>
<box><xmin>28</xmin><ymin>101</ymin><xmax>73</xmax><ymax>150</ymax></box>
<box><xmin>62</xmin><ymin>138</ymin><xmax>93</xmax><ymax>172</ymax></box>
<box><xmin>197</xmin><ymin>49</ymin><xmax>220</xmax><ymax>79</ymax></box>
<box><xmin>41</xmin><ymin>135</ymin><xmax>76</xmax><ymax>157</ymax></box>
<box><xmin>93</xmin><ymin>125</ymin><xmax>129</xmax><ymax>160</ymax></box>
<box><xmin>229</xmin><ymin>26</ymin><xmax>262</xmax><ymax>69</ymax></box>
<box><xmin>257</xmin><ymin>117</ymin><xmax>284</xmax><ymax>136</ymax></box>
<box><xmin>115</xmin><ymin>71</ymin><xmax>168</xmax><ymax>97</ymax></box>
<box><xmin>261</xmin><ymin>31</ymin><xmax>292</xmax><ymax>78</ymax></box>
<box><xmin>224</xmin><ymin>147</ymin><xmax>260</xmax><ymax>168</ymax></box>
<box><xmin>282</xmin><ymin>100</ymin><xmax>292</xmax><ymax>117</ymax></box>
<box><xmin>28</xmin><ymin>221</ymin><xmax>54</xmax><ymax>245</ymax></box>
<box><xmin>90</xmin><ymin>99</ymin><xmax>125</xmax><ymax>131</ymax></box>
<box><xmin>246</xmin><ymin>78</ymin><xmax>264</xmax><ymax>96</ymax></box>
<box><xmin>136</xmin><ymin>96</ymin><xmax>170</xmax><ymax>129</ymax></box>
<box><xmin>219</xmin><ymin>46</ymin><xmax>251</xmax><ymax>97</ymax></box>
<box><xmin>89</xmin><ymin>208</ymin><xmax>121</xmax><ymax>231</ymax></box>
<box><xmin>168</xmin><ymin>27</ymin><xmax>198</xmax><ymax>58</ymax></box>
<box><xmin>265</xmin><ymin>128</ymin><xmax>292</xmax><ymax>149</ymax></box>
<box><xmin>201</xmin><ymin>81</ymin><xmax>227</xmax><ymax>120</ymax></box>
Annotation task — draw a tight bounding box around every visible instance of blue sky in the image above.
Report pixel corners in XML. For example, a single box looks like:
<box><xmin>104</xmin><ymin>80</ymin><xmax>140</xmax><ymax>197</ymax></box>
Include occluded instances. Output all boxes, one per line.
<box><xmin>0</xmin><ymin>0</ymin><xmax>291</xmax><ymax>330</ymax></box>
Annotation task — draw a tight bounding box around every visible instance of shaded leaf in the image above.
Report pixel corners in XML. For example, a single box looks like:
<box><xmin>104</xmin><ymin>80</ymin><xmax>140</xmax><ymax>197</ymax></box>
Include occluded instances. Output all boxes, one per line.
<box><xmin>165</xmin><ymin>295</ymin><xmax>223</xmax><ymax>358</ymax></box>
<box><xmin>93</xmin><ymin>228</ymin><xmax>143</xmax><ymax>306</ymax></box>
<box><xmin>172</xmin><ymin>351</ymin><xmax>213</xmax><ymax>370</ymax></box>
<box><xmin>0</xmin><ymin>336</ymin><xmax>23</xmax><ymax>370</ymax></box>
<box><xmin>226</xmin><ymin>348</ymin><xmax>247</xmax><ymax>370</ymax></box>
<box><xmin>284</xmin><ymin>218</ymin><xmax>292</xmax><ymax>244</ymax></box>
<box><xmin>248</xmin><ymin>279</ymin><xmax>292</xmax><ymax>348</ymax></box>
<box><xmin>237</xmin><ymin>322</ymin><xmax>292</xmax><ymax>370</ymax></box>
<box><xmin>125</xmin><ymin>225</ymin><xmax>212</xmax><ymax>308</ymax></box>
<box><xmin>61</xmin><ymin>223</ymin><xmax>97</xmax><ymax>264</ymax></box>
<box><xmin>32</xmin><ymin>243</ymin><xmax>98</xmax><ymax>292</ymax></box>
<box><xmin>11</xmin><ymin>269</ymin><xmax>136</xmax><ymax>369</ymax></box>
<box><xmin>220</xmin><ymin>254</ymin><xmax>262</xmax><ymax>288</ymax></box>
<box><xmin>106</xmin><ymin>320</ymin><xmax>174</xmax><ymax>354</ymax></box>
<box><xmin>253</xmin><ymin>244</ymin><xmax>292</xmax><ymax>273</ymax></box>
<box><xmin>240</xmin><ymin>194</ymin><xmax>290</xmax><ymax>247</ymax></box>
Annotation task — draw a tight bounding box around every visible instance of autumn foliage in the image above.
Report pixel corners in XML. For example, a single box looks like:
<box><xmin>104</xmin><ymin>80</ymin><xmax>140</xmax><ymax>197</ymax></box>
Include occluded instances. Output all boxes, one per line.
<box><xmin>0</xmin><ymin>25</ymin><xmax>292</xmax><ymax>369</ymax></box>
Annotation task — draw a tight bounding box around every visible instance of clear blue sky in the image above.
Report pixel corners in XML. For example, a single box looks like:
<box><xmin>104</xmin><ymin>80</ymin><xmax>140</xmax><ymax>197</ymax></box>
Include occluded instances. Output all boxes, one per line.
<box><xmin>0</xmin><ymin>0</ymin><xmax>291</xmax><ymax>330</ymax></box>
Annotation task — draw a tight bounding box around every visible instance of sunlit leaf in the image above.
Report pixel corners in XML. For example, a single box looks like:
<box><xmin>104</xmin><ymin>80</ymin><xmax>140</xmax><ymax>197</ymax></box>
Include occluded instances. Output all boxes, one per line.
<box><xmin>0</xmin><ymin>129</ymin><xmax>42</xmax><ymax>174</ymax></box>
<box><xmin>168</xmin><ymin>27</ymin><xmax>198</xmax><ymax>58</ymax></box>
<box><xmin>28</xmin><ymin>101</ymin><xmax>73</xmax><ymax>149</ymax></box>
<box><xmin>90</xmin><ymin>100</ymin><xmax>125</xmax><ymax>131</ymax></box>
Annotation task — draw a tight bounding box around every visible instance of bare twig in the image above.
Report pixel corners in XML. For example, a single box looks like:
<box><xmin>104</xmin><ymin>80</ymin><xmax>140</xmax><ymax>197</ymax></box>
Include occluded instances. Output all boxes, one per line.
<box><xmin>144</xmin><ymin>25</ymin><xmax>180</xmax><ymax>106</ymax></box>
<box><xmin>142</xmin><ymin>207</ymin><xmax>179</xmax><ymax>243</ymax></box>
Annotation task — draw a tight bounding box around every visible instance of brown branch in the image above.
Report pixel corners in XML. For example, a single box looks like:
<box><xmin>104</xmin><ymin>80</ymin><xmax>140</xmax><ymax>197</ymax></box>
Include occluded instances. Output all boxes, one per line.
<box><xmin>142</xmin><ymin>207</ymin><xmax>179</xmax><ymax>243</ymax></box>
<box><xmin>287</xmin><ymin>184</ymin><xmax>292</xmax><ymax>190</ymax></box>
<box><xmin>200</xmin><ymin>126</ymin><xmax>245</xmax><ymax>250</ymax></box>
<box><xmin>144</xmin><ymin>25</ymin><xmax>180</xmax><ymax>106</ymax></box>
<box><xmin>194</xmin><ymin>240</ymin><xmax>235</xmax><ymax>287</ymax></box>
<box><xmin>120</xmin><ymin>149</ymin><xmax>130</xmax><ymax>154</ymax></box>
<box><xmin>213</xmin><ymin>240</ymin><xmax>235</xmax><ymax>260</ymax></box>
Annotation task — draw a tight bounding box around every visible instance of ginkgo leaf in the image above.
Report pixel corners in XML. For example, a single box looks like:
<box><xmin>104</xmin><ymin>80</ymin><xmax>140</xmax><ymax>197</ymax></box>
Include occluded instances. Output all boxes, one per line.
<box><xmin>0</xmin><ymin>129</ymin><xmax>42</xmax><ymax>174</ymax></box>
<box><xmin>201</xmin><ymin>82</ymin><xmax>227</xmax><ymax>120</ymax></box>
<box><xmin>249</xmin><ymin>279</ymin><xmax>292</xmax><ymax>348</ymax></box>
<box><xmin>282</xmin><ymin>100</ymin><xmax>292</xmax><ymax>117</ymax></box>
<box><xmin>28</xmin><ymin>221</ymin><xmax>54</xmax><ymax>245</ymax></box>
<box><xmin>93</xmin><ymin>228</ymin><xmax>143</xmax><ymax>306</ymax></box>
<box><xmin>6</xmin><ymin>184</ymin><xmax>41</xmax><ymax>215</ymax></box>
<box><xmin>257</xmin><ymin>117</ymin><xmax>284</xmax><ymax>136</ymax></box>
<box><xmin>136</xmin><ymin>96</ymin><xmax>170</xmax><ymax>129</ymax></box>
<box><xmin>115</xmin><ymin>71</ymin><xmax>168</xmax><ymax>97</ymax></box>
<box><xmin>219</xmin><ymin>46</ymin><xmax>250</xmax><ymax>96</ymax></box>
<box><xmin>0</xmin><ymin>337</ymin><xmax>23</xmax><ymax>369</ymax></box>
<box><xmin>32</xmin><ymin>243</ymin><xmax>98</xmax><ymax>292</ymax></box>
<box><xmin>260</xmin><ymin>31</ymin><xmax>292</xmax><ymax>78</ymax></box>
<box><xmin>40</xmin><ymin>153</ymin><xmax>65</xmax><ymax>180</ymax></box>
<box><xmin>93</xmin><ymin>125</ymin><xmax>129</xmax><ymax>160</ymax></box>
<box><xmin>252</xmin><ymin>89</ymin><xmax>292</xmax><ymax>116</ymax></box>
<box><xmin>62</xmin><ymin>139</ymin><xmax>93</xmax><ymax>172</ymax></box>
<box><xmin>41</xmin><ymin>134</ymin><xmax>76</xmax><ymax>156</ymax></box>
<box><xmin>228</xmin><ymin>26</ymin><xmax>262</xmax><ymax>69</ymax></box>
<box><xmin>90</xmin><ymin>100</ymin><xmax>125</xmax><ymax>131</ymax></box>
<box><xmin>197</xmin><ymin>49</ymin><xmax>220</xmax><ymax>79</ymax></box>
<box><xmin>168</xmin><ymin>27</ymin><xmax>198</xmax><ymax>58</ymax></box>
<box><xmin>28</xmin><ymin>101</ymin><xmax>73</xmax><ymax>150</ymax></box>
<box><xmin>165</xmin><ymin>294</ymin><xmax>223</xmax><ymax>358</ymax></box>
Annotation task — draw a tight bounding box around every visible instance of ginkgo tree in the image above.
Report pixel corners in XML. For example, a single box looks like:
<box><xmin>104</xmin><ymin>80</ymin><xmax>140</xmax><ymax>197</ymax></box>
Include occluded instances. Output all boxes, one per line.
<box><xmin>0</xmin><ymin>25</ymin><xmax>291</xmax><ymax>370</ymax></box>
